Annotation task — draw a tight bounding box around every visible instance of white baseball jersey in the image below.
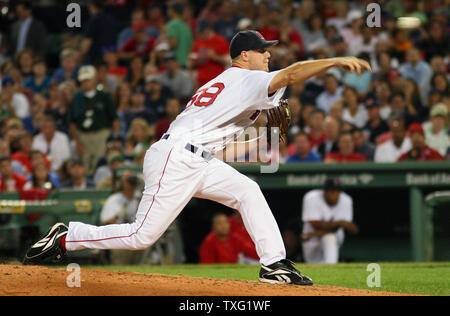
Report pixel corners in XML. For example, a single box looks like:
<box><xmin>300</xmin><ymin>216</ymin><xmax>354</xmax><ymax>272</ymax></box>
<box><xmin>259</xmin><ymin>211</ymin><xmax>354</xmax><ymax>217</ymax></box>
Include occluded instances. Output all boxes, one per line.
<box><xmin>167</xmin><ymin>67</ymin><xmax>286</xmax><ymax>153</ymax></box>
<box><xmin>302</xmin><ymin>189</ymin><xmax>353</xmax><ymax>244</ymax></box>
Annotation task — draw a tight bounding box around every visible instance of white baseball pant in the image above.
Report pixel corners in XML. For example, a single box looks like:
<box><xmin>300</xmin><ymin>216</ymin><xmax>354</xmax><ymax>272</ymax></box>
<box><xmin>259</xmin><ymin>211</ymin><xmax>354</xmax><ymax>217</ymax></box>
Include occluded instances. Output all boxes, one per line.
<box><xmin>65</xmin><ymin>137</ymin><xmax>286</xmax><ymax>266</ymax></box>
<box><xmin>302</xmin><ymin>233</ymin><xmax>340</xmax><ymax>264</ymax></box>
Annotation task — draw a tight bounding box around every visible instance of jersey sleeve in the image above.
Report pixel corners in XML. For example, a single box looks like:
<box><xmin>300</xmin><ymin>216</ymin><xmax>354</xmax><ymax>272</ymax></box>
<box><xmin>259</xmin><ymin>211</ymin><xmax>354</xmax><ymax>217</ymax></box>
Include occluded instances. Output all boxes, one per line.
<box><xmin>239</xmin><ymin>70</ymin><xmax>286</xmax><ymax>111</ymax></box>
<box><xmin>302</xmin><ymin>192</ymin><xmax>322</xmax><ymax>222</ymax></box>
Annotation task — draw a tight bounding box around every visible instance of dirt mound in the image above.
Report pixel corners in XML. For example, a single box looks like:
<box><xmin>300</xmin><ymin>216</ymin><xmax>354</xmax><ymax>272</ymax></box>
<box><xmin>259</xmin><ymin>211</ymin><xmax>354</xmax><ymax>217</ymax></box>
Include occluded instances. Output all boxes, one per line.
<box><xmin>0</xmin><ymin>265</ymin><xmax>408</xmax><ymax>296</ymax></box>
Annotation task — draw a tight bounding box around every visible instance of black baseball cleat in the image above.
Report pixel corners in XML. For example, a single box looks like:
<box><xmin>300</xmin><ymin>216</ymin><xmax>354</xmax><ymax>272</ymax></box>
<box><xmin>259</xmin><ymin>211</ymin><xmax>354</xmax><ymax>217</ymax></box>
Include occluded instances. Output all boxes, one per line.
<box><xmin>259</xmin><ymin>259</ymin><xmax>313</xmax><ymax>285</ymax></box>
<box><xmin>23</xmin><ymin>223</ymin><xmax>68</xmax><ymax>265</ymax></box>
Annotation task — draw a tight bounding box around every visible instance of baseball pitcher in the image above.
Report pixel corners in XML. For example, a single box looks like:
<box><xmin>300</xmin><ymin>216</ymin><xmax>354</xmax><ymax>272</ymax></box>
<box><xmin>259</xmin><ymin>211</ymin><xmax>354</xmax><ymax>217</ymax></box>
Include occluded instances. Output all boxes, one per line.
<box><xmin>24</xmin><ymin>30</ymin><xmax>370</xmax><ymax>285</ymax></box>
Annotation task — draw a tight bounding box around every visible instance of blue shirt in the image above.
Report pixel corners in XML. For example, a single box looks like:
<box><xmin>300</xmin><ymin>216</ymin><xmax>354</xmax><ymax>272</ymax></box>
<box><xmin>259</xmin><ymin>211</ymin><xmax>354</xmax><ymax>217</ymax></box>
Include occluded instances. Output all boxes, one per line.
<box><xmin>286</xmin><ymin>151</ymin><xmax>322</xmax><ymax>163</ymax></box>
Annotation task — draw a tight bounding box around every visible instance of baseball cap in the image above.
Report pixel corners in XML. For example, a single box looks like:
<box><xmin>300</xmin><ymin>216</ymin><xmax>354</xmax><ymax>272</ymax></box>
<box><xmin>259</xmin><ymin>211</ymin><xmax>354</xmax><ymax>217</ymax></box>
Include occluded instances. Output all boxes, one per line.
<box><xmin>324</xmin><ymin>178</ymin><xmax>341</xmax><ymax>191</ymax></box>
<box><xmin>229</xmin><ymin>30</ymin><xmax>278</xmax><ymax>59</ymax></box>
<box><xmin>430</xmin><ymin>103</ymin><xmax>448</xmax><ymax>118</ymax></box>
<box><xmin>407</xmin><ymin>123</ymin><xmax>424</xmax><ymax>135</ymax></box>
<box><xmin>78</xmin><ymin>65</ymin><xmax>97</xmax><ymax>81</ymax></box>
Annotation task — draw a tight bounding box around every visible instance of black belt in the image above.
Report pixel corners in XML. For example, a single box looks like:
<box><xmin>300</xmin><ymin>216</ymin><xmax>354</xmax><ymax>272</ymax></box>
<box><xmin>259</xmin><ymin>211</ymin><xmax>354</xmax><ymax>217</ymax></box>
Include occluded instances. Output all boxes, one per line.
<box><xmin>161</xmin><ymin>134</ymin><xmax>212</xmax><ymax>161</ymax></box>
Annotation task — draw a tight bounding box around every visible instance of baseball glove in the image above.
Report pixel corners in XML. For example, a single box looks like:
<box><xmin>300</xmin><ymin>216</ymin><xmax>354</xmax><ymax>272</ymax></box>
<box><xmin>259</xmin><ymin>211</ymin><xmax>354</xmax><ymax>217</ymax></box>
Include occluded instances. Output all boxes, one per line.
<box><xmin>266</xmin><ymin>99</ymin><xmax>291</xmax><ymax>144</ymax></box>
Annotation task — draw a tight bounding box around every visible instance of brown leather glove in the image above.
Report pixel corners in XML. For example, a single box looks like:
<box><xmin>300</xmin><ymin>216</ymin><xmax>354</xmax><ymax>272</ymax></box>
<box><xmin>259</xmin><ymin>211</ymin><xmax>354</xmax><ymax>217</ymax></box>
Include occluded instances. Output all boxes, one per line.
<box><xmin>265</xmin><ymin>99</ymin><xmax>291</xmax><ymax>144</ymax></box>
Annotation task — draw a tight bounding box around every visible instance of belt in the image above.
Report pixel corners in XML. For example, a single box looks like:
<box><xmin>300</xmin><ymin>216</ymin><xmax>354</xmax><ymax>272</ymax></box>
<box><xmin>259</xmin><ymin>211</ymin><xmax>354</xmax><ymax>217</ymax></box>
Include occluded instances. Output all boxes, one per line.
<box><xmin>161</xmin><ymin>134</ymin><xmax>212</xmax><ymax>161</ymax></box>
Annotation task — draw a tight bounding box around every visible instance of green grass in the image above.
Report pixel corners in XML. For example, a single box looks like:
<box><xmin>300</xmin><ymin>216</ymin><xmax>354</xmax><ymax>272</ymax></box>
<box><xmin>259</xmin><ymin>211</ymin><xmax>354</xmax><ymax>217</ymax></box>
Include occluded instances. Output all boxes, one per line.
<box><xmin>85</xmin><ymin>262</ymin><xmax>450</xmax><ymax>296</ymax></box>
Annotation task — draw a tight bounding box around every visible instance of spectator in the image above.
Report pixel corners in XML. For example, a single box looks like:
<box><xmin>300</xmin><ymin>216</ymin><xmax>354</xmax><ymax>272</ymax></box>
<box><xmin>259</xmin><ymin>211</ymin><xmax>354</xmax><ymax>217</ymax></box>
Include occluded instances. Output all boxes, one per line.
<box><xmin>22</xmin><ymin>159</ymin><xmax>57</xmax><ymax>191</ymax></box>
<box><xmin>228</xmin><ymin>212</ymin><xmax>258</xmax><ymax>262</ymax></box>
<box><xmin>286</xmin><ymin>132</ymin><xmax>322</xmax><ymax>163</ymax></box>
<box><xmin>50</xmin><ymin>49</ymin><xmax>80</xmax><ymax>86</ymax></box>
<box><xmin>95</xmin><ymin>152</ymin><xmax>125</xmax><ymax>189</ymax></box>
<box><xmin>324</xmin><ymin>132</ymin><xmax>366</xmax><ymax>163</ymax></box>
<box><xmin>103</xmin><ymin>49</ymin><xmax>128</xmax><ymax>79</ymax></box>
<box><xmin>100</xmin><ymin>170</ymin><xmax>142</xmax><ymax>264</ymax></box>
<box><xmin>431</xmin><ymin>73</ymin><xmax>450</xmax><ymax>97</ymax></box>
<box><xmin>199</xmin><ymin>213</ymin><xmax>258</xmax><ymax>264</ymax></box>
<box><xmin>316</xmin><ymin>72</ymin><xmax>343</xmax><ymax>113</ymax></box>
<box><xmin>8</xmin><ymin>0</ymin><xmax>47</xmax><ymax>57</ymax></box>
<box><xmin>0</xmin><ymin>76</ymin><xmax>30</xmax><ymax>119</ymax></box>
<box><xmin>398</xmin><ymin>123</ymin><xmax>444</xmax><ymax>161</ymax></box>
<box><xmin>0</xmin><ymin>139</ymin><xmax>25</xmax><ymax>174</ymax></box>
<box><xmin>341</xmin><ymin>86</ymin><xmax>368</xmax><ymax>128</ymax></box>
<box><xmin>301</xmin><ymin>13</ymin><xmax>327</xmax><ymax>53</ymax></box>
<box><xmin>213</xmin><ymin>0</ymin><xmax>241</xmax><ymax>42</ymax></box>
<box><xmin>116</xmin><ymin>8</ymin><xmax>160</xmax><ymax>50</ymax></box>
<box><xmin>403</xmin><ymin>78</ymin><xmax>427</xmax><ymax>121</ymax></box>
<box><xmin>399</xmin><ymin>48</ymin><xmax>432</xmax><ymax>103</ymax></box>
<box><xmin>330</xmin><ymin>34</ymin><xmax>349</xmax><ymax>58</ymax></box>
<box><xmin>328</xmin><ymin>101</ymin><xmax>344</xmax><ymax>123</ymax></box>
<box><xmin>159</xmin><ymin>51</ymin><xmax>194</xmax><ymax>101</ymax></box>
<box><xmin>189</xmin><ymin>20</ymin><xmax>229</xmax><ymax>88</ymax></box>
<box><xmin>125</xmin><ymin>118</ymin><xmax>154</xmax><ymax>156</ymax></box>
<box><xmin>0</xmin><ymin>155</ymin><xmax>27</xmax><ymax>193</ymax></box>
<box><xmin>80</xmin><ymin>0</ymin><xmax>119</xmax><ymax>65</ymax></box>
<box><xmin>146</xmin><ymin>3</ymin><xmax>167</xmax><ymax>32</ymax></box>
<box><xmin>352</xmin><ymin>127</ymin><xmax>375</xmax><ymax>161</ymax></box>
<box><xmin>22</xmin><ymin>58</ymin><xmax>51</xmax><ymax>95</ymax></box>
<box><xmin>28</xmin><ymin>150</ymin><xmax>59</xmax><ymax>187</ymax></box>
<box><xmin>96</xmin><ymin>62</ymin><xmax>120</xmax><ymax>94</ymax></box>
<box><xmin>31</xmin><ymin>115</ymin><xmax>71</xmax><ymax>173</ymax></box>
<box><xmin>374</xmin><ymin>80</ymin><xmax>393</xmax><ymax>120</ymax></box>
<box><xmin>317</xmin><ymin>116</ymin><xmax>340</xmax><ymax>158</ymax></box>
<box><xmin>14</xmin><ymin>49</ymin><xmax>34</xmax><ymax>78</ymax></box>
<box><xmin>363</xmin><ymin>100</ymin><xmax>390</xmax><ymax>144</ymax></box>
<box><xmin>144</xmin><ymin>76</ymin><xmax>174</xmax><ymax>120</ymax></box>
<box><xmin>10</xmin><ymin>132</ymin><xmax>34</xmax><ymax>174</ymax></box>
<box><xmin>287</xmin><ymin>96</ymin><xmax>302</xmax><ymax>139</ymax></box>
<box><xmin>301</xmin><ymin>178</ymin><xmax>358</xmax><ymax>264</ymax></box>
<box><xmin>423</xmin><ymin>103</ymin><xmax>449</xmax><ymax>157</ymax></box>
<box><xmin>124</xmin><ymin>88</ymin><xmax>157</xmax><ymax>131</ymax></box>
<box><xmin>389</xmin><ymin>92</ymin><xmax>419</xmax><ymax>128</ymax></box>
<box><xmin>374</xmin><ymin>118</ymin><xmax>411</xmax><ymax>162</ymax></box>
<box><xmin>61</xmin><ymin>158</ymin><xmax>94</xmax><ymax>190</ymax></box>
<box><xmin>118</xmin><ymin>21</ymin><xmax>156</xmax><ymax>61</ymax></box>
<box><xmin>124</xmin><ymin>56</ymin><xmax>145</xmax><ymax>92</ymax></box>
<box><xmin>420</xmin><ymin>20</ymin><xmax>448</xmax><ymax>61</ymax></box>
<box><xmin>154</xmin><ymin>98</ymin><xmax>181</xmax><ymax>141</ymax></box>
<box><xmin>166</xmin><ymin>2</ymin><xmax>193</xmax><ymax>68</ymax></box>
<box><xmin>339</xmin><ymin>10</ymin><xmax>364</xmax><ymax>52</ymax></box>
<box><xmin>306</xmin><ymin>109</ymin><xmax>326</xmax><ymax>149</ymax></box>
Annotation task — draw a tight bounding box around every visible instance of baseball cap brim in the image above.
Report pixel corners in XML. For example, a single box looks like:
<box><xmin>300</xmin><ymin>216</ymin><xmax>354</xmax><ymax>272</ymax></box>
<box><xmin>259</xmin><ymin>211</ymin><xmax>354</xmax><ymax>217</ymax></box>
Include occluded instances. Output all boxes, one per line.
<box><xmin>230</xmin><ymin>30</ymin><xmax>279</xmax><ymax>59</ymax></box>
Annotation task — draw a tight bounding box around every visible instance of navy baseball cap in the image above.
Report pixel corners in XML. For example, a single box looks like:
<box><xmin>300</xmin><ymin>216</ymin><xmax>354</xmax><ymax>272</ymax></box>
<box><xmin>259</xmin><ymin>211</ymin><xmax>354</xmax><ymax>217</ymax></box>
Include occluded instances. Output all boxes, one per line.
<box><xmin>324</xmin><ymin>178</ymin><xmax>341</xmax><ymax>191</ymax></box>
<box><xmin>229</xmin><ymin>30</ymin><xmax>278</xmax><ymax>59</ymax></box>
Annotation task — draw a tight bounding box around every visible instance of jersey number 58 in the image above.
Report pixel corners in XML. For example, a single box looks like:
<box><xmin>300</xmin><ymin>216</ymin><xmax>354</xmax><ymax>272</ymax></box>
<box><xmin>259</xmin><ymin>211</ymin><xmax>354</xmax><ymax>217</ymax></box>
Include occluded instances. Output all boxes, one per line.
<box><xmin>185</xmin><ymin>83</ymin><xmax>225</xmax><ymax>109</ymax></box>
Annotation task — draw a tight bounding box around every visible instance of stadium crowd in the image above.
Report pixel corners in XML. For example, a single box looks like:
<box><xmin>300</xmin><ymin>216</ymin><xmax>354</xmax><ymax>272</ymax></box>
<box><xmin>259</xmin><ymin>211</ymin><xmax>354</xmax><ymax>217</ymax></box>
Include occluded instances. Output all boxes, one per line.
<box><xmin>0</xmin><ymin>0</ymin><xmax>448</xmax><ymax>263</ymax></box>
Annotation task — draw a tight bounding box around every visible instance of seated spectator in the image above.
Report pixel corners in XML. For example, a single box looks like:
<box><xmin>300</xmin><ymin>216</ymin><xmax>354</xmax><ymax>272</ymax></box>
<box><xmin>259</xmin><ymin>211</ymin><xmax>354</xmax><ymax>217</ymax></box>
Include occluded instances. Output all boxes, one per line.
<box><xmin>154</xmin><ymin>98</ymin><xmax>181</xmax><ymax>141</ymax></box>
<box><xmin>95</xmin><ymin>152</ymin><xmax>126</xmax><ymax>189</ymax></box>
<box><xmin>302</xmin><ymin>13</ymin><xmax>327</xmax><ymax>53</ymax></box>
<box><xmin>213</xmin><ymin>0</ymin><xmax>241</xmax><ymax>42</ymax></box>
<box><xmin>189</xmin><ymin>19</ymin><xmax>229</xmax><ymax>88</ymax></box>
<box><xmin>374</xmin><ymin>80</ymin><xmax>393</xmax><ymax>120</ymax></box>
<box><xmin>1</xmin><ymin>76</ymin><xmax>30</xmax><ymax>119</ymax></box>
<box><xmin>116</xmin><ymin>8</ymin><xmax>160</xmax><ymax>50</ymax></box>
<box><xmin>125</xmin><ymin>118</ymin><xmax>154</xmax><ymax>156</ymax></box>
<box><xmin>324</xmin><ymin>132</ymin><xmax>366</xmax><ymax>163</ymax></box>
<box><xmin>374</xmin><ymin>118</ymin><xmax>411</xmax><ymax>162</ymax></box>
<box><xmin>0</xmin><ymin>155</ymin><xmax>27</xmax><ymax>192</ymax></box>
<box><xmin>399</xmin><ymin>48</ymin><xmax>432</xmax><ymax>103</ymax></box>
<box><xmin>23</xmin><ymin>159</ymin><xmax>57</xmax><ymax>191</ymax></box>
<box><xmin>286</xmin><ymin>132</ymin><xmax>322</xmax><ymax>163</ymax></box>
<box><xmin>159</xmin><ymin>51</ymin><xmax>193</xmax><ymax>101</ymax></box>
<box><xmin>398</xmin><ymin>123</ymin><xmax>444</xmax><ymax>161</ymax></box>
<box><xmin>118</xmin><ymin>21</ymin><xmax>156</xmax><ymax>61</ymax></box>
<box><xmin>11</xmin><ymin>132</ymin><xmax>34</xmax><ymax>174</ymax></box>
<box><xmin>144</xmin><ymin>75</ymin><xmax>174</xmax><ymax>120</ymax></box>
<box><xmin>317</xmin><ymin>116</ymin><xmax>340</xmax><ymax>158</ymax></box>
<box><xmin>124</xmin><ymin>56</ymin><xmax>145</xmax><ymax>92</ymax></box>
<box><xmin>423</xmin><ymin>103</ymin><xmax>449</xmax><ymax>157</ymax></box>
<box><xmin>124</xmin><ymin>88</ymin><xmax>157</xmax><ymax>131</ymax></box>
<box><xmin>306</xmin><ymin>109</ymin><xmax>326</xmax><ymax>149</ymax></box>
<box><xmin>22</xmin><ymin>58</ymin><xmax>51</xmax><ymax>95</ymax></box>
<box><xmin>199</xmin><ymin>213</ymin><xmax>258</xmax><ymax>264</ymax></box>
<box><xmin>228</xmin><ymin>212</ymin><xmax>258</xmax><ymax>262</ymax></box>
<box><xmin>316</xmin><ymin>72</ymin><xmax>343</xmax><ymax>113</ymax></box>
<box><xmin>31</xmin><ymin>115</ymin><xmax>71</xmax><ymax>173</ymax></box>
<box><xmin>50</xmin><ymin>49</ymin><xmax>79</xmax><ymax>86</ymax></box>
<box><xmin>363</xmin><ymin>100</ymin><xmax>389</xmax><ymax>144</ymax></box>
<box><xmin>103</xmin><ymin>49</ymin><xmax>128</xmax><ymax>79</ymax></box>
<box><xmin>100</xmin><ymin>170</ymin><xmax>142</xmax><ymax>264</ymax></box>
<box><xmin>96</xmin><ymin>62</ymin><xmax>119</xmax><ymax>94</ymax></box>
<box><xmin>0</xmin><ymin>139</ymin><xmax>25</xmax><ymax>174</ymax></box>
<box><xmin>328</xmin><ymin>101</ymin><xmax>344</xmax><ymax>123</ymax></box>
<box><xmin>352</xmin><ymin>127</ymin><xmax>375</xmax><ymax>161</ymax></box>
<box><xmin>341</xmin><ymin>86</ymin><xmax>368</xmax><ymax>128</ymax></box>
<box><xmin>390</xmin><ymin>92</ymin><xmax>420</xmax><ymax>128</ymax></box>
<box><xmin>28</xmin><ymin>150</ymin><xmax>59</xmax><ymax>187</ymax></box>
<box><xmin>301</xmin><ymin>178</ymin><xmax>358</xmax><ymax>264</ymax></box>
<box><xmin>61</xmin><ymin>158</ymin><xmax>94</xmax><ymax>190</ymax></box>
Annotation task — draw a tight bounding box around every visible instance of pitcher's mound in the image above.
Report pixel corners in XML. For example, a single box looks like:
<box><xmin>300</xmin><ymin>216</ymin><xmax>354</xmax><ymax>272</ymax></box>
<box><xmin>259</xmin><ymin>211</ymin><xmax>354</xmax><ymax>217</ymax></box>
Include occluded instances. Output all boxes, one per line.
<box><xmin>0</xmin><ymin>265</ymin><xmax>407</xmax><ymax>296</ymax></box>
